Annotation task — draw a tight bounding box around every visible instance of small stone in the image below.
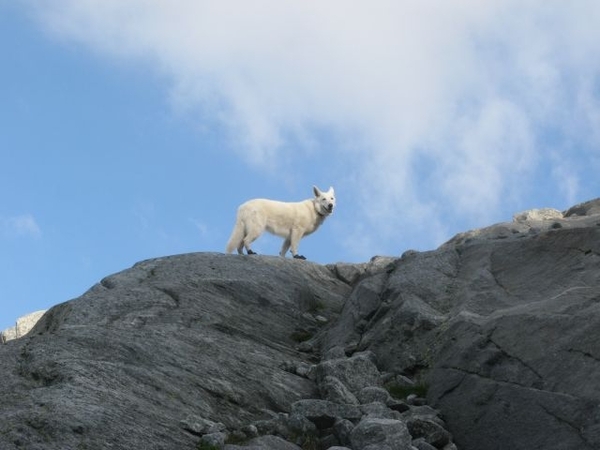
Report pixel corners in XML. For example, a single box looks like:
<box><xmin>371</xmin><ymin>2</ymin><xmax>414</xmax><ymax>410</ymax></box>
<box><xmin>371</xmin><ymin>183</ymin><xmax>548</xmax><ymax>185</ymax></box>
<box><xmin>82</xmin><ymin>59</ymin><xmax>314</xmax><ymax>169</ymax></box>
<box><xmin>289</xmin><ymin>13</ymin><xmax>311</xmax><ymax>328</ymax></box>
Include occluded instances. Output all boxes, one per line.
<box><xmin>407</xmin><ymin>418</ymin><xmax>452</xmax><ymax>448</ymax></box>
<box><xmin>412</xmin><ymin>437</ymin><xmax>438</xmax><ymax>450</ymax></box>
<box><xmin>319</xmin><ymin>375</ymin><xmax>359</xmax><ymax>405</ymax></box>
<box><xmin>241</xmin><ymin>424</ymin><xmax>258</xmax><ymax>438</ymax></box>
<box><xmin>180</xmin><ymin>416</ymin><xmax>225</xmax><ymax>435</ymax></box>
<box><xmin>316</xmin><ymin>351</ymin><xmax>381</xmax><ymax>395</ymax></box>
<box><xmin>358</xmin><ymin>386</ymin><xmax>392</xmax><ymax>404</ymax></box>
<box><xmin>350</xmin><ymin>418</ymin><xmax>412</xmax><ymax>450</ymax></box>
<box><xmin>200</xmin><ymin>432</ymin><xmax>226</xmax><ymax>448</ymax></box>
<box><xmin>334</xmin><ymin>419</ymin><xmax>355</xmax><ymax>447</ymax></box>
<box><xmin>361</xmin><ymin>402</ymin><xmax>401</xmax><ymax>420</ymax></box>
<box><xmin>296</xmin><ymin>362</ymin><xmax>316</xmax><ymax>379</ymax></box>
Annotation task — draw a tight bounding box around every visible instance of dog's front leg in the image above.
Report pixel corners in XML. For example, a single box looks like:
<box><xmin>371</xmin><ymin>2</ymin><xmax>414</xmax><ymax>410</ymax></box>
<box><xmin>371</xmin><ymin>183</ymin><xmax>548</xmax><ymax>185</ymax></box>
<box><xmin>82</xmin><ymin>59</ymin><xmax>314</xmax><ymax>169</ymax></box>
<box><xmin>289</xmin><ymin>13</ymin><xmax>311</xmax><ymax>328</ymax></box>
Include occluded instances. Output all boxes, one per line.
<box><xmin>279</xmin><ymin>238</ymin><xmax>291</xmax><ymax>257</ymax></box>
<box><xmin>289</xmin><ymin>229</ymin><xmax>306</xmax><ymax>260</ymax></box>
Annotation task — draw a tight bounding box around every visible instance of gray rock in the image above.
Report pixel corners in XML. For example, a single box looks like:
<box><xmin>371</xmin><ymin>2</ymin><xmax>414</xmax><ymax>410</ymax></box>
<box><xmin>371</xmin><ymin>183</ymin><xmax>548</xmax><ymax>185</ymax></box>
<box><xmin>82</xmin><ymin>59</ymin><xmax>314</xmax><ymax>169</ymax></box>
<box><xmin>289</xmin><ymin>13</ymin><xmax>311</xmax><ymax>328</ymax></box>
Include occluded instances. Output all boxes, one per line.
<box><xmin>201</xmin><ymin>431</ymin><xmax>226</xmax><ymax>448</ymax></box>
<box><xmin>287</xmin><ymin>412</ymin><xmax>317</xmax><ymax>437</ymax></box>
<box><xmin>329</xmin><ymin>262</ymin><xmax>367</xmax><ymax>285</ymax></box>
<box><xmin>333</xmin><ymin>418</ymin><xmax>355</xmax><ymax>447</ymax></box>
<box><xmin>358</xmin><ymin>386</ymin><xmax>392</xmax><ymax>404</ymax></box>
<box><xmin>426</xmin><ymin>226</ymin><xmax>600</xmax><ymax>449</ymax></box>
<box><xmin>564</xmin><ymin>198</ymin><xmax>600</xmax><ymax>217</ymax></box>
<box><xmin>319</xmin><ymin>433</ymin><xmax>339</xmax><ymax>448</ymax></box>
<box><xmin>327</xmin><ymin>256</ymin><xmax>397</xmax><ymax>285</ymax></box>
<box><xmin>2</xmin><ymin>198</ymin><xmax>600</xmax><ymax>450</ymax></box>
<box><xmin>180</xmin><ymin>415</ymin><xmax>226</xmax><ymax>435</ymax></box>
<box><xmin>350</xmin><ymin>417</ymin><xmax>413</xmax><ymax>450</ymax></box>
<box><xmin>442</xmin><ymin>443</ymin><xmax>458</xmax><ymax>450</ymax></box>
<box><xmin>363</xmin><ymin>445</ymin><xmax>393</xmax><ymax>450</ymax></box>
<box><xmin>316</xmin><ymin>351</ymin><xmax>382</xmax><ymax>395</ymax></box>
<box><xmin>319</xmin><ymin>375</ymin><xmax>360</xmax><ymax>404</ymax></box>
<box><xmin>323</xmin><ymin>273</ymin><xmax>391</xmax><ymax>357</ymax></box>
<box><xmin>241</xmin><ymin>424</ymin><xmax>259</xmax><ymax>438</ymax></box>
<box><xmin>0</xmin><ymin>253</ymin><xmax>350</xmax><ymax>450</ymax></box>
<box><xmin>406</xmin><ymin>417</ymin><xmax>452</xmax><ymax>448</ymax></box>
<box><xmin>513</xmin><ymin>207</ymin><xmax>563</xmax><ymax>222</ymax></box>
<box><xmin>253</xmin><ymin>413</ymin><xmax>291</xmax><ymax>439</ymax></box>
<box><xmin>224</xmin><ymin>434</ymin><xmax>302</xmax><ymax>449</ymax></box>
<box><xmin>323</xmin><ymin>345</ymin><xmax>347</xmax><ymax>360</ymax></box>
<box><xmin>1</xmin><ymin>310</ymin><xmax>46</xmax><ymax>343</ymax></box>
<box><xmin>401</xmin><ymin>406</ymin><xmax>445</xmax><ymax>427</ymax></box>
<box><xmin>360</xmin><ymin>402</ymin><xmax>401</xmax><ymax>420</ymax></box>
<box><xmin>324</xmin><ymin>199</ymin><xmax>600</xmax><ymax>450</ymax></box>
<box><xmin>291</xmin><ymin>399</ymin><xmax>363</xmax><ymax>429</ymax></box>
<box><xmin>412</xmin><ymin>438</ymin><xmax>438</xmax><ymax>450</ymax></box>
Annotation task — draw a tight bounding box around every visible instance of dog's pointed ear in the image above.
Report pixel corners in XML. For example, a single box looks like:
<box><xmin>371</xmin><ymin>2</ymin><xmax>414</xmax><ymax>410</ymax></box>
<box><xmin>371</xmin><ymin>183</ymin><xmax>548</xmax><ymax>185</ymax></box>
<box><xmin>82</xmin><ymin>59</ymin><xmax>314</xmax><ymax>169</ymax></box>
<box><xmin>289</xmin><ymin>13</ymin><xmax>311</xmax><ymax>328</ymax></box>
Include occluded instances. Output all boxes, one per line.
<box><xmin>328</xmin><ymin>186</ymin><xmax>335</xmax><ymax>195</ymax></box>
<box><xmin>313</xmin><ymin>186</ymin><xmax>322</xmax><ymax>197</ymax></box>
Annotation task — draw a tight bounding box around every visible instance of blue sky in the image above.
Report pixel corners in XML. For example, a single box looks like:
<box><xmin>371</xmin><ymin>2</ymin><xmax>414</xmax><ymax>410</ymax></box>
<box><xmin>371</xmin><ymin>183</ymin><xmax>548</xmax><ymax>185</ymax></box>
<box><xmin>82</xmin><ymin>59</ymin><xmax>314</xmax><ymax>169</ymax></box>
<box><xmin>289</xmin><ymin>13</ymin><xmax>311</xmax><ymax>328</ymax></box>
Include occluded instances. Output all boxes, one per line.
<box><xmin>2</xmin><ymin>1</ymin><xmax>600</xmax><ymax>331</ymax></box>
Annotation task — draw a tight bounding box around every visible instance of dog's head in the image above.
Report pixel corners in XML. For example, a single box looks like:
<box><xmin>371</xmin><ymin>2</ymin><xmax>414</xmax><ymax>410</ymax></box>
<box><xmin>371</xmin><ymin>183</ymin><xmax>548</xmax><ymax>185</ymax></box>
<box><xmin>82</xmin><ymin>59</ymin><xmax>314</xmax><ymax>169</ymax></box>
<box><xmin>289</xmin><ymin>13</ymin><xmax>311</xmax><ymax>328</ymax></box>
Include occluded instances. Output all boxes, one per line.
<box><xmin>313</xmin><ymin>186</ymin><xmax>336</xmax><ymax>215</ymax></box>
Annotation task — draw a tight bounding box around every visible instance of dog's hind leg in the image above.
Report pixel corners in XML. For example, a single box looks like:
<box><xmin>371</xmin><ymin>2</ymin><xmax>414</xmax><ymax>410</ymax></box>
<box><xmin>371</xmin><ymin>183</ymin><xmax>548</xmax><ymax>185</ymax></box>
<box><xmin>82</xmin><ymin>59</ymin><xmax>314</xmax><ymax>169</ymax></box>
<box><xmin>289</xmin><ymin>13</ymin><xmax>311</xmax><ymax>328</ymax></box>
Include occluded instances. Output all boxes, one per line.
<box><xmin>226</xmin><ymin>218</ymin><xmax>246</xmax><ymax>254</ymax></box>
<box><xmin>235</xmin><ymin>225</ymin><xmax>245</xmax><ymax>254</ymax></box>
<box><xmin>242</xmin><ymin>227</ymin><xmax>262</xmax><ymax>255</ymax></box>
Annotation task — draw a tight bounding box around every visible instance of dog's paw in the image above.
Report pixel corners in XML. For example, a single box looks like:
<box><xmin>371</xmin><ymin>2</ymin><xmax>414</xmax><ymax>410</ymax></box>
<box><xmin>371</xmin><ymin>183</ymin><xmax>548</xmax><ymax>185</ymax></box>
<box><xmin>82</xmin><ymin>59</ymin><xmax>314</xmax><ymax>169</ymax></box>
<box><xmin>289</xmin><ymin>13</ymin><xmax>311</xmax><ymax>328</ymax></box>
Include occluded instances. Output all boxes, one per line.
<box><xmin>293</xmin><ymin>254</ymin><xmax>306</xmax><ymax>260</ymax></box>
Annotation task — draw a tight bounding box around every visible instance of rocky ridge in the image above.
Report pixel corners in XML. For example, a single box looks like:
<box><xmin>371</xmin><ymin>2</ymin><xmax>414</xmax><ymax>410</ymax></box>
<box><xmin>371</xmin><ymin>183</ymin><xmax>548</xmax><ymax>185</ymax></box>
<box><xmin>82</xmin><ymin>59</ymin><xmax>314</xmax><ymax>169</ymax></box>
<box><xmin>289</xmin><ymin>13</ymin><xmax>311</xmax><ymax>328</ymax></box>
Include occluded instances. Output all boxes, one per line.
<box><xmin>1</xmin><ymin>198</ymin><xmax>600</xmax><ymax>450</ymax></box>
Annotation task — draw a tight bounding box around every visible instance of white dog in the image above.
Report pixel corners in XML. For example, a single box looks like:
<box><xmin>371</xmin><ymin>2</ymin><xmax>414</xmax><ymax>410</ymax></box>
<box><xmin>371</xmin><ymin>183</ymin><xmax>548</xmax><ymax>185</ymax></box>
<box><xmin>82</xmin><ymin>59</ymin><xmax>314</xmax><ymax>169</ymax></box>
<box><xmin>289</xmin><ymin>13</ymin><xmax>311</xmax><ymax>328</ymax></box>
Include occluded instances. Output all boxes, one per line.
<box><xmin>226</xmin><ymin>186</ymin><xmax>335</xmax><ymax>260</ymax></box>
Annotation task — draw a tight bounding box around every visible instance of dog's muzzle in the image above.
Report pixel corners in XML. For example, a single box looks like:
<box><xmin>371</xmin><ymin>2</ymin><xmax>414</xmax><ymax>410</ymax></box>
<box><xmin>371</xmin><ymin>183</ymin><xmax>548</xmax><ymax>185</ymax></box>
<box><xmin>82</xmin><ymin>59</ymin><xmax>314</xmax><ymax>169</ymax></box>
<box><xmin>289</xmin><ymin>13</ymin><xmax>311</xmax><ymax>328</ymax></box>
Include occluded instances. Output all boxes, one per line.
<box><xmin>319</xmin><ymin>203</ymin><xmax>334</xmax><ymax>216</ymax></box>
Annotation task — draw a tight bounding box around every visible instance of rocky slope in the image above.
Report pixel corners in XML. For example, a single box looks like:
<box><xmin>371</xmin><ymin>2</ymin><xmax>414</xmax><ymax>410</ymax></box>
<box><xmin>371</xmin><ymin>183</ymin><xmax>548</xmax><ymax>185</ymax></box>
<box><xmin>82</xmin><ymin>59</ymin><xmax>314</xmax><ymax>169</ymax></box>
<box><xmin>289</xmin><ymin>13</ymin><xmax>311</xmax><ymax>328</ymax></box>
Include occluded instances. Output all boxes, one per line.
<box><xmin>1</xmin><ymin>198</ymin><xmax>600</xmax><ymax>450</ymax></box>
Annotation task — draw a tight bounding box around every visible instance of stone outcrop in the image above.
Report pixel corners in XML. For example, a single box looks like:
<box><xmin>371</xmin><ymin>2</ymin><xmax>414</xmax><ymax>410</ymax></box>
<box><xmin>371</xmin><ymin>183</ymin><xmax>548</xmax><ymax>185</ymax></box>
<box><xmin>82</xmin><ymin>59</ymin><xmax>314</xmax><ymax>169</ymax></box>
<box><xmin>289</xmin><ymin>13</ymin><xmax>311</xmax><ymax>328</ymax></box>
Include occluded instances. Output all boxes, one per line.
<box><xmin>1</xmin><ymin>198</ymin><xmax>600</xmax><ymax>450</ymax></box>
<box><xmin>1</xmin><ymin>309</ymin><xmax>46</xmax><ymax>343</ymax></box>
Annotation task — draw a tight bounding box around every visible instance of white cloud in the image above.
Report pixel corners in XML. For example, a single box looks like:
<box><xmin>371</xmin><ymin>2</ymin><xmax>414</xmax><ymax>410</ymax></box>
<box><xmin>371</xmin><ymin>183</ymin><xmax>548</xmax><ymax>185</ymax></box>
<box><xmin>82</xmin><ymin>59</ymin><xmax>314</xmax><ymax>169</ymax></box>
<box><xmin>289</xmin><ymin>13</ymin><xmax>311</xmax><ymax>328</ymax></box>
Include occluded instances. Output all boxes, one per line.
<box><xmin>2</xmin><ymin>214</ymin><xmax>42</xmax><ymax>239</ymax></box>
<box><xmin>27</xmin><ymin>0</ymin><xmax>600</xmax><ymax>255</ymax></box>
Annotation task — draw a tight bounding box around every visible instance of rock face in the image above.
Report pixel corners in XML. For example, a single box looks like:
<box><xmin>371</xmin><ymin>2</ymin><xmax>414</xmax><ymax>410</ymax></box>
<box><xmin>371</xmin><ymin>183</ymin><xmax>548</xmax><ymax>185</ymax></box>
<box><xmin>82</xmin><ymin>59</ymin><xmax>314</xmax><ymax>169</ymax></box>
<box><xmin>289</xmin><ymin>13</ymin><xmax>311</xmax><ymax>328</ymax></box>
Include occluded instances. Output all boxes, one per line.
<box><xmin>1</xmin><ymin>198</ymin><xmax>600</xmax><ymax>450</ymax></box>
<box><xmin>0</xmin><ymin>253</ymin><xmax>351</xmax><ymax>449</ymax></box>
<box><xmin>323</xmin><ymin>198</ymin><xmax>600</xmax><ymax>450</ymax></box>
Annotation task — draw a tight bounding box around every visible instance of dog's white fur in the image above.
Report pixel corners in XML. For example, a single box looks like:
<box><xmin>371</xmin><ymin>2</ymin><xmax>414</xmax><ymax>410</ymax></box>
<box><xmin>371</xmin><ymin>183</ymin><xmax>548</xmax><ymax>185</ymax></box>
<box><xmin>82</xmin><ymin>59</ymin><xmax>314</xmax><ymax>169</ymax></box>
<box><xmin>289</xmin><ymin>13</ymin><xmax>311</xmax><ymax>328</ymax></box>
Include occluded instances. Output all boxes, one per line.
<box><xmin>226</xmin><ymin>186</ymin><xmax>335</xmax><ymax>259</ymax></box>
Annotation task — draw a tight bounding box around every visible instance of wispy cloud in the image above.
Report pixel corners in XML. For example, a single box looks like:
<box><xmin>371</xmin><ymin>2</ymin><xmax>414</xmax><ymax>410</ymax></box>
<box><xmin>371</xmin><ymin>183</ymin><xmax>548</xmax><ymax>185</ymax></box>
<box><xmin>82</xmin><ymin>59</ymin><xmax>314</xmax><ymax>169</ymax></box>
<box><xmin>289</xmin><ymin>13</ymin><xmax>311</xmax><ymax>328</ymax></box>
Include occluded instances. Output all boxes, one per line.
<box><xmin>189</xmin><ymin>218</ymin><xmax>208</xmax><ymax>238</ymax></box>
<box><xmin>27</xmin><ymin>0</ymin><xmax>600</xmax><ymax>255</ymax></box>
<box><xmin>2</xmin><ymin>214</ymin><xmax>42</xmax><ymax>239</ymax></box>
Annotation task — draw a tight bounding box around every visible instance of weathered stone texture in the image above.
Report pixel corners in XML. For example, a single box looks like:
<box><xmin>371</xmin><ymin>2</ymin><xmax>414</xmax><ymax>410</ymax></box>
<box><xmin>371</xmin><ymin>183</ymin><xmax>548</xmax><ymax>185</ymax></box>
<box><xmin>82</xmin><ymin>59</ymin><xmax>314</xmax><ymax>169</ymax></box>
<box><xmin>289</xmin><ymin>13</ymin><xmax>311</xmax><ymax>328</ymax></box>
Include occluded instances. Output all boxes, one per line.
<box><xmin>2</xmin><ymin>198</ymin><xmax>600</xmax><ymax>450</ymax></box>
<box><xmin>323</xmin><ymin>198</ymin><xmax>600</xmax><ymax>450</ymax></box>
<box><xmin>0</xmin><ymin>253</ymin><xmax>349</xmax><ymax>449</ymax></box>
<box><xmin>1</xmin><ymin>309</ymin><xmax>46</xmax><ymax>343</ymax></box>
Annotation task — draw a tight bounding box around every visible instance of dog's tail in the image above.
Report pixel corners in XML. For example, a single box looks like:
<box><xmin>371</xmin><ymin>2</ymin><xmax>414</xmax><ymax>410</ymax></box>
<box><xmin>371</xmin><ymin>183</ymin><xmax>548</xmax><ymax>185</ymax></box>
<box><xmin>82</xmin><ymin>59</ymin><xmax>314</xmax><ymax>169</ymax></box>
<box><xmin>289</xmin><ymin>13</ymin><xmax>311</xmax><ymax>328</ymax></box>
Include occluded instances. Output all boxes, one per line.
<box><xmin>225</xmin><ymin>216</ymin><xmax>245</xmax><ymax>254</ymax></box>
